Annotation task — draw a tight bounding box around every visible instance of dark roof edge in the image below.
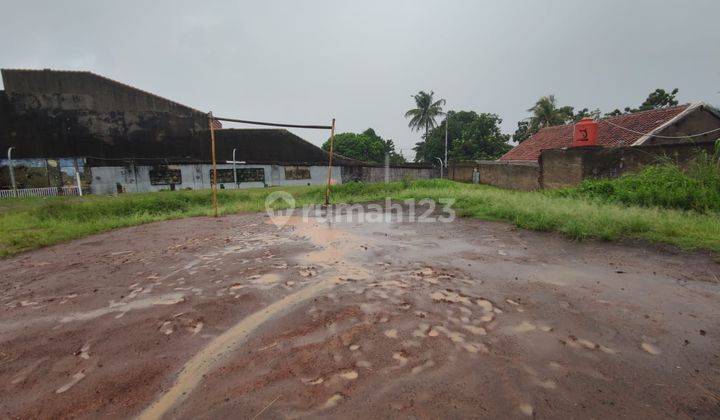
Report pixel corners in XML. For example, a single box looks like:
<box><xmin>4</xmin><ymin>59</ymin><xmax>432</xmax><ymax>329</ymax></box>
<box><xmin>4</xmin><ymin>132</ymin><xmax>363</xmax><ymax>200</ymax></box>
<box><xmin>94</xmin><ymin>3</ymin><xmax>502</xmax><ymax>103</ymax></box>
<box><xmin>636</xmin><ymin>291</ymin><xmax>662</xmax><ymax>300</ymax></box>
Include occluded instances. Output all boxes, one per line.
<box><xmin>1</xmin><ymin>68</ymin><xmax>207</xmax><ymax>116</ymax></box>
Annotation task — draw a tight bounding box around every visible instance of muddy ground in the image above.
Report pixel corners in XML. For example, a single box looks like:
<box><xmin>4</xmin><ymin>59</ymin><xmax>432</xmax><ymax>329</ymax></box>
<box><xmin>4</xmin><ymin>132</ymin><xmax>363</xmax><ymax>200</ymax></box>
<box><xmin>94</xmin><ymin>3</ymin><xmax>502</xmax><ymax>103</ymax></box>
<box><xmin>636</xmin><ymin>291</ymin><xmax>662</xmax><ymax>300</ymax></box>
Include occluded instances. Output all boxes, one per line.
<box><xmin>1</xmin><ymin>206</ymin><xmax>719</xmax><ymax>419</ymax></box>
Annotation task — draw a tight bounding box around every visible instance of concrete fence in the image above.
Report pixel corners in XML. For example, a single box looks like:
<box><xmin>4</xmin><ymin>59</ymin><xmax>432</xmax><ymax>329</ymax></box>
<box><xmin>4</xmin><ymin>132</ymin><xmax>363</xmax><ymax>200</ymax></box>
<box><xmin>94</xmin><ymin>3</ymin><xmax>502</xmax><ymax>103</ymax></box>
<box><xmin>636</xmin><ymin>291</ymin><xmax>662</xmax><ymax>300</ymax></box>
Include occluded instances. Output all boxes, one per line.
<box><xmin>0</xmin><ymin>186</ymin><xmax>81</xmax><ymax>198</ymax></box>
<box><xmin>341</xmin><ymin>165</ymin><xmax>439</xmax><ymax>183</ymax></box>
<box><xmin>539</xmin><ymin>141</ymin><xmax>717</xmax><ymax>189</ymax></box>
<box><xmin>448</xmin><ymin>140</ymin><xmax>717</xmax><ymax>191</ymax></box>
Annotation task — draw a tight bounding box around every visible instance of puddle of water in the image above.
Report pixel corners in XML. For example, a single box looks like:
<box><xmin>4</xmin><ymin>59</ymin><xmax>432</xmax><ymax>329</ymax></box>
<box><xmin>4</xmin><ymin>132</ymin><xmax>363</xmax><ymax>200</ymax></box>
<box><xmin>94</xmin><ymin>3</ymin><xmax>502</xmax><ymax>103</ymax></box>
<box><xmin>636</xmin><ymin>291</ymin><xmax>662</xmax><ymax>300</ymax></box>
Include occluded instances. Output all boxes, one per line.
<box><xmin>518</xmin><ymin>403</ymin><xmax>533</xmax><ymax>416</ymax></box>
<box><xmin>10</xmin><ymin>357</ymin><xmax>48</xmax><ymax>385</ymax></box>
<box><xmin>512</xmin><ymin>321</ymin><xmax>536</xmax><ymax>333</ymax></box>
<box><xmin>641</xmin><ymin>342</ymin><xmax>661</xmax><ymax>355</ymax></box>
<box><xmin>60</xmin><ymin>293</ymin><xmax>184</xmax><ymax>323</ymax></box>
<box><xmin>339</xmin><ymin>370</ymin><xmax>358</xmax><ymax>380</ymax></box>
<box><xmin>322</xmin><ymin>393</ymin><xmax>344</xmax><ymax>409</ymax></box>
<box><xmin>392</xmin><ymin>352</ymin><xmax>408</xmax><ymax>366</ymax></box>
<box><xmin>384</xmin><ymin>329</ymin><xmax>398</xmax><ymax>339</ymax></box>
<box><xmin>137</xmin><ymin>277</ymin><xmax>340</xmax><ymax>420</ymax></box>
<box><xmin>56</xmin><ymin>371</ymin><xmax>85</xmax><ymax>394</ymax></box>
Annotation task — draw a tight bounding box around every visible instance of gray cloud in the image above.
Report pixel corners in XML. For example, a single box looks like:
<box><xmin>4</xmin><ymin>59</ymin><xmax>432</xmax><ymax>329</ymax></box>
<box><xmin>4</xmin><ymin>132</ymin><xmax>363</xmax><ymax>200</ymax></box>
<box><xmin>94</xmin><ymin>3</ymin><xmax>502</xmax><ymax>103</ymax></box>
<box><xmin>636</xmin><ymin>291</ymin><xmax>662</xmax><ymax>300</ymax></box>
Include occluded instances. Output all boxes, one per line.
<box><xmin>2</xmin><ymin>0</ymin><xmax>719</xmax><ymax>159</ymax></box>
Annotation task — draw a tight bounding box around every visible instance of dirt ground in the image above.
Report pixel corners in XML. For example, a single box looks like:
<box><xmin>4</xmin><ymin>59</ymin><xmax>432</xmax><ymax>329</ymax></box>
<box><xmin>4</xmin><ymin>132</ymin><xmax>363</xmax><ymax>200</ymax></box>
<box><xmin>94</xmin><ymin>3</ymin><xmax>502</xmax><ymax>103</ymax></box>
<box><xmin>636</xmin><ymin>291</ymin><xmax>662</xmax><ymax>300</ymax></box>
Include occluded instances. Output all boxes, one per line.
<box><xmin>1</xmin><ymin>206</ymin><xmax>719</xmax><ymax>419</ymax></box>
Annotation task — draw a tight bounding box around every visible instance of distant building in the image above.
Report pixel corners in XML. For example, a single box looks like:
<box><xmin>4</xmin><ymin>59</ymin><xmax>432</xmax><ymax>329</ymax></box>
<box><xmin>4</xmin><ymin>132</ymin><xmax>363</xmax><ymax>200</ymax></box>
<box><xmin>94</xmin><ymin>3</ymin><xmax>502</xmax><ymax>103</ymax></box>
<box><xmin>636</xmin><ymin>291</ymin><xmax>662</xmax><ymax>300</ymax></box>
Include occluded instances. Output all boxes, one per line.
<box><xmin>0</xmin><ymin>69</ymin><xmax>435</xmax><ymax>194</ymax></box>
<box><xmin>500</xmin><ymin>103</ymin><xmax>720</xmax><ymax>162</ymax></box>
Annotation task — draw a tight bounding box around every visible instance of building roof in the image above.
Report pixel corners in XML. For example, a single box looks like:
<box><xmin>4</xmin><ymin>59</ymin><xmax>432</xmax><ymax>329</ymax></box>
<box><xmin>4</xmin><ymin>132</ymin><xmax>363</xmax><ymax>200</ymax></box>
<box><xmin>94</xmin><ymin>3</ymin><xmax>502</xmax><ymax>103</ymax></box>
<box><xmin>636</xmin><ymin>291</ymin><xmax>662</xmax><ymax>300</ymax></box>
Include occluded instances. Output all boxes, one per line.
<box><xmin>499</xmin><ymin>103</ymin><xmax>694</xmax><ymax>161</ymax></box>
<box><xmin>1</xmin><ymin>68</ymin><xmax>206</xmax><ymax>115</ymax></box>
<box><xmin>210</xmin><ymin>128</ymin><xmax>362</xmax><ymax>166</ymax></box>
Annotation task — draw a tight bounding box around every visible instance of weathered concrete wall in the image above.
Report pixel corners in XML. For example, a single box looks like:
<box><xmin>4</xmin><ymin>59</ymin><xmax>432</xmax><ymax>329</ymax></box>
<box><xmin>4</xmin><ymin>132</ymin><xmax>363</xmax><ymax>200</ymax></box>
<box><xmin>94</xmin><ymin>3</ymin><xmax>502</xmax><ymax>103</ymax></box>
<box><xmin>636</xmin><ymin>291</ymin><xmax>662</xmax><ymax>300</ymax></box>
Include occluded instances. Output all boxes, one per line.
<box><xmin>90</xmin><ymin>163</ymin><xmax>342</xmax><ymax>195</ymax></box>
<box><xmin>538</xmin><ymin>148</ymin><xmax>586</xmax><ymax>189</ymax></box>
<box><xmin>540</xmin><ymin>141</ymin><xmax>717</xmax><ymax>189</ymax></box>
<box><xmin>477</xmin><ymin>161</ymin><xmax>540</xmax><ymax>191</ymax></box>
<box><xmin>341</xmin><ymin>165</ymin><xmax>438</xmax><ymax>183</ymax></box>
<box><xmin>0</xmin><ymin>70</ymin><xmax>206</xmax><ymax>160</ymax></box>
<box><xmin>0</xmin><ymin>91</ymin><xmax>9</xmax><ymax>127</ymax></box>
<box><xmin>2</xmin><ymin>69</ymin><xmax>200</xmax><ymax>114</ymax></box>
<box><xmin>643</xmin><ymin>108</ymin><xmax>720</xmax><ymax>146</ymax></box>
<box><xmin>448</xmin><ymin>164</ymin><xmax>476</xmax><ymax>183</ymax></box>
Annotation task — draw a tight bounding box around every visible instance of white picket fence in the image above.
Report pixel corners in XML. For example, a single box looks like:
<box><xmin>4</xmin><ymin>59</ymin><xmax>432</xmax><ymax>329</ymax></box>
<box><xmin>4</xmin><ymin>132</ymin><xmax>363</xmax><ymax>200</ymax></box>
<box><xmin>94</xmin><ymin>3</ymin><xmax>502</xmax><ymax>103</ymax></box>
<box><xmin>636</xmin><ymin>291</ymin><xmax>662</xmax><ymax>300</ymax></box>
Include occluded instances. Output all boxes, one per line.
<box><xmin>0</xmin><ymin>186</ymin><xmax>82</xmax><ymax>198</ymax></box>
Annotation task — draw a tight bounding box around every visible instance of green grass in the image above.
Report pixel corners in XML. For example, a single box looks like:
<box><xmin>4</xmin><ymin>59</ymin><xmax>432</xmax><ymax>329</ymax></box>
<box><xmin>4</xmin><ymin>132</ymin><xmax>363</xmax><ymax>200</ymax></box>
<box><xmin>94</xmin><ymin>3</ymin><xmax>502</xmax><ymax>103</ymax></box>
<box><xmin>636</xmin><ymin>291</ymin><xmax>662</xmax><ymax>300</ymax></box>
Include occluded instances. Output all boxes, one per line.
<box><xmin>555</xmin><ymin>144</ymin><xmax>720</xmax><ymax>213</ymax></box>
<box><xmin>2</xmin><ymin>179</ymin><xmax>719</xmax><ymax>258</ymax></box>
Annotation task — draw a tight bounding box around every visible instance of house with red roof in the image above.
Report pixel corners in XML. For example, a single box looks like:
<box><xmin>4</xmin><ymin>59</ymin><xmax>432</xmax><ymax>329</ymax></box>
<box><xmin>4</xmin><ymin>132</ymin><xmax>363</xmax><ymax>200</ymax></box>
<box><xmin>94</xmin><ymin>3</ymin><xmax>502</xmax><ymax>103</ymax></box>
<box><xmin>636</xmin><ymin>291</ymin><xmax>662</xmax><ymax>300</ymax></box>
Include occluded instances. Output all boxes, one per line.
<box><xmin>500</xmin><ymin>102</ymin><xmax>720</xmax><ymax>162</ymax></box>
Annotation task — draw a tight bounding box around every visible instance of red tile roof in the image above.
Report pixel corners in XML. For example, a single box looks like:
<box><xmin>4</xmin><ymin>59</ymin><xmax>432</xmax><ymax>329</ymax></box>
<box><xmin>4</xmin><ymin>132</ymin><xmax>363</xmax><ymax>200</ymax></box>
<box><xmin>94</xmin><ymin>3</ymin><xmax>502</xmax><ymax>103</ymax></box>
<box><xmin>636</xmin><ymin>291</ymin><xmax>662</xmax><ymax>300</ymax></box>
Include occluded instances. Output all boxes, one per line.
<box><xmin>499</xmin><ymin>104</ymin><xmax>691</xmax><ymax>161</ymax></box>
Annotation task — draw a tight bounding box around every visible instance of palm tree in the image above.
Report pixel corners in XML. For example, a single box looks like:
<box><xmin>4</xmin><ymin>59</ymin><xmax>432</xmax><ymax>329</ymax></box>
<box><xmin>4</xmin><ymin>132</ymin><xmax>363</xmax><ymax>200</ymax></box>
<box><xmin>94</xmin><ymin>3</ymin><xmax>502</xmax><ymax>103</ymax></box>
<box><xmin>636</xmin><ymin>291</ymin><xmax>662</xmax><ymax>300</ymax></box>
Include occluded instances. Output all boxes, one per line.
<box><xmin>527</xmin><ymin>95</ymin><xmax>573</xmax><ymax>128</ymax></box>
<box><xmin>405</xmin><ymin>90</ymin><xmax>446</xmax><ymax>139</ymax></box>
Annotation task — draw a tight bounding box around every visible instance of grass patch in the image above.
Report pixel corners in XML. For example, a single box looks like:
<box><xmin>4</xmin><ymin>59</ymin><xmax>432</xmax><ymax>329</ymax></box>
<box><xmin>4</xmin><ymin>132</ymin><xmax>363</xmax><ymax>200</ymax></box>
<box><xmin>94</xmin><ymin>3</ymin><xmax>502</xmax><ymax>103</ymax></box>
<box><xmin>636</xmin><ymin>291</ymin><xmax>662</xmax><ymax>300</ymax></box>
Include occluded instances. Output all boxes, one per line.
<box><xmin>555</xmin><ymin>143</ymin><xmax>720</xmax><ymax>213</ymax></box>
<box><xmin>1</xmin><ymin>179</ymin><xmax>719</xmax><ymax>257</ymax></box>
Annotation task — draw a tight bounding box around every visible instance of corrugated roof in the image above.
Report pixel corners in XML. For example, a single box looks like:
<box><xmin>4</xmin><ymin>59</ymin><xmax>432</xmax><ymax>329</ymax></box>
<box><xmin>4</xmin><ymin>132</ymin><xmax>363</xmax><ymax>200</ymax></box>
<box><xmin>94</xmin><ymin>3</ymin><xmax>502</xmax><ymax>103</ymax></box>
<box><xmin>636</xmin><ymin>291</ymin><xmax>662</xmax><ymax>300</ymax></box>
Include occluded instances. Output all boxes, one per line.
<box><xmin>499</xmin><ymin>104</ymin><xmax>691</xmax><ymax>161</ymax></box>
<box><xmin>1</xmin><ymin>68</ymin><xmax>206</xmax><ymax>115</ymax></box>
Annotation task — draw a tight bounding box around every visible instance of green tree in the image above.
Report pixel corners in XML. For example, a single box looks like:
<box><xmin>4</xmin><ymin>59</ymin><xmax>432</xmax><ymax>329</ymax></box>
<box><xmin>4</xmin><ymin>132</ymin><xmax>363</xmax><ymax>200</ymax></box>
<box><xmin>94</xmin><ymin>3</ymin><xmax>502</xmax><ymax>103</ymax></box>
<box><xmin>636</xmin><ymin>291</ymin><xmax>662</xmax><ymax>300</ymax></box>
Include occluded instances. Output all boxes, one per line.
<box><xmin>413</xmin><ymin>111</ymin><xmax>511</xmax><ymax>163</ymax></box>
<box><xmin>605</xmin><ymin>88</ymin><xmax>680</xmax><ymax>117</ymax></box>
<box><xmin>638</xmin><ymin>88</ymin><xmax>679</xmax><ymax>111</ymax></box>
<box><xmin>527</xmin><ymin>95</ymin><xmax>574</xmax><ymax>128</ymax></box>
<box><xmin>572</xmin><ymin>108</ymin><xmax>601</xmax><ymax>122</ymax></box>
<box><xmin>322</xmin><ymin>128</ymin><xmax>406</xmax><ymax>164</ymax></box>
<box><xmin>405</xmin><ymin>90</ymin><xmax>446</xmax><ymax>140</ymax></box>
<box><xmin>515</xmin><ymin>96</ymin><xmax>601</xmax><ymax>143</ymax></box>
<box><xmin>512</xmin><ymin>119</ymin><xmax>536</xmax><ymax>144</ymax></box>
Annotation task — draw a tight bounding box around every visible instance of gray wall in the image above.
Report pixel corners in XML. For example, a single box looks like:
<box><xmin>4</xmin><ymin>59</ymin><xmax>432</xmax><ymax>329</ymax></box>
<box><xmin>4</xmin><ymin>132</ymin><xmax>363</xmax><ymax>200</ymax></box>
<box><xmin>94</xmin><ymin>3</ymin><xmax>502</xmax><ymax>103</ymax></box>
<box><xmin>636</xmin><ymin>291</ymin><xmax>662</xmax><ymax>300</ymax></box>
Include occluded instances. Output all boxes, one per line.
<box><xmin>90</xmin><ymin>163</ymin><xmax>342</xmax><ymax>195</ymax></box>
<box><xmin>0</xmin><ymin>70</ymin><xmax>206</xmax><ymax>160</ymax></box>
<box><xmin>478</xmin><ymin>161</ymin><xmax>540</xmax><ymax>191</ymax></box>
<box><xmin>540</xmin><ymin>141</ymin><xmax>717</xmax><ymax>189</ymax></box>
<box><xmin>643</xmin><ymin>107</ymin><xmax>720</xmax><ymax>147</ymax></box>
<box><xmin>448</xmin><ymin>164</ymin><xmax>476</xmax><ymax>183</ymax></box>
<box><xmin>444</xmin><ymin>141</ymin><xmax>716</xmax><ymax>191</ymax></box>
<box><xmin>341</xmin><ymin>165</ymin><xmax>438</xmax><ymax>183</ymax></box>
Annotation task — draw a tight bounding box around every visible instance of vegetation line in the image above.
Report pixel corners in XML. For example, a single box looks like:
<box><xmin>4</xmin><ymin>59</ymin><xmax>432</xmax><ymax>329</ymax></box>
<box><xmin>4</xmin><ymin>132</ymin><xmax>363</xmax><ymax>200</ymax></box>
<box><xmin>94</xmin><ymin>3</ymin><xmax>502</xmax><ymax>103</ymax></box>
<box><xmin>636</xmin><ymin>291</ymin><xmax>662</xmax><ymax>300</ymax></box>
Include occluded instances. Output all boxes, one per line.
<box><xmin>1</xmin><ymin>177</ymin><xmax>719</xmax><ymax>258</ymax></box>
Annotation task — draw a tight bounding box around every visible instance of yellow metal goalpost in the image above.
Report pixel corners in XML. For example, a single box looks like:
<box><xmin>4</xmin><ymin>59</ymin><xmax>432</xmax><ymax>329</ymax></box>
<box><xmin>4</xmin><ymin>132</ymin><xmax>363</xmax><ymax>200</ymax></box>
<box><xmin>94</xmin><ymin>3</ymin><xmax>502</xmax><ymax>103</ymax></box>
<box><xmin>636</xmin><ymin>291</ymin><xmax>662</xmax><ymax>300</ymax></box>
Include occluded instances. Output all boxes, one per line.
<box><xmin>206</xmin><ymin>112</ymin><xmax>336</xmax><ymax>217</ymax></box>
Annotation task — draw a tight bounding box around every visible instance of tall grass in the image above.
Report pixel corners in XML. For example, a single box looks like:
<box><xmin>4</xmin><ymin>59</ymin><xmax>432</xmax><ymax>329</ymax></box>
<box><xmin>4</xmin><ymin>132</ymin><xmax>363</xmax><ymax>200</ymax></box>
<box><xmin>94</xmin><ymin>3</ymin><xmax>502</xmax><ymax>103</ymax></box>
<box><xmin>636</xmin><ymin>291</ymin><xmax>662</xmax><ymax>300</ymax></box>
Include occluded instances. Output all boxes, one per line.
<box><xmin>1</xmin><ymin>177</ymin><xmax>719</xmax><ymax>257</ymax></box>
<box><xmin>556</xmin><ymin>142</ymin><xmax>720</xmax><ymax>213</ymax></box>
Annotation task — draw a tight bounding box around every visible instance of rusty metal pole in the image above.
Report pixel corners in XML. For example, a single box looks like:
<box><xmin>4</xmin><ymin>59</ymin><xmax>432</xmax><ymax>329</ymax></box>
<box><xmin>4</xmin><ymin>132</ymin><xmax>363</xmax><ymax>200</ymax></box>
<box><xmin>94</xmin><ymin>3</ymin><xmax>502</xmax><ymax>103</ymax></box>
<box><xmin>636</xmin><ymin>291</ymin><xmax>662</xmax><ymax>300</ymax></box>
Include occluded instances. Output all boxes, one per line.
<box><xmin>208</xmin><ymin>112</ymin><xmax>219</xmax><ymax>217</ymax></box>
<box><xmin>324</xmin><ymin>118</ymin><xmax>336</xmax><ymax>206</ymax></box>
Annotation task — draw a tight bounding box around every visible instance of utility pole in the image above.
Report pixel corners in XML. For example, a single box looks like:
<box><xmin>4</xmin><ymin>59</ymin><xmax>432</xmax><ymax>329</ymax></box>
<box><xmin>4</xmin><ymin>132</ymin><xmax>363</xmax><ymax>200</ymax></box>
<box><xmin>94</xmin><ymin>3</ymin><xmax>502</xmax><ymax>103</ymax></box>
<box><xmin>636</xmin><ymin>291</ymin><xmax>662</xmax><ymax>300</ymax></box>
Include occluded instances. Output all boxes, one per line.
<box><xmin>444</xmin><ymin>115</ymin><xmax>449</xmax><ymax>169</ymax></box>
<box><xmin>7</xmin><ymin>147</ymin><xmax>17</xmax><ymax>197</ymax></box>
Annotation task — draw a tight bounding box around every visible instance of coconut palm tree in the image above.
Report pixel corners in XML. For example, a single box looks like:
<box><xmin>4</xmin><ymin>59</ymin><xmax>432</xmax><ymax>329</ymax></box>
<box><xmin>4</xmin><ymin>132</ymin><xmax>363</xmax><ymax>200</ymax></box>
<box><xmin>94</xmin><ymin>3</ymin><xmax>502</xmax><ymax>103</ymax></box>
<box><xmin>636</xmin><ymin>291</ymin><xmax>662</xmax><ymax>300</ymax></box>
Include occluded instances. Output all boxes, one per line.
<box><xmin>405</xmin><ymin>90</ymin><xmax>446</xmax><ymax>139</ymax></box>
<box><xmin>528</xmin><ymin>95</ymin><xmax>573</xmax><ymax>128</ymax></box>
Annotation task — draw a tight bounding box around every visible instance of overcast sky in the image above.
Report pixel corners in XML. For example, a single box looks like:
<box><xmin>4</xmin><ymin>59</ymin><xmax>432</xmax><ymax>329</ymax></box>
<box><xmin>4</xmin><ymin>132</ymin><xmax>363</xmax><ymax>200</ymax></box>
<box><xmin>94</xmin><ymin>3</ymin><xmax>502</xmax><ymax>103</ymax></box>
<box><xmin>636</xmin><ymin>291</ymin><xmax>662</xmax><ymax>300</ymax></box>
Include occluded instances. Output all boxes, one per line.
<box><xmin>1</xmin><ymin>0</ymin><xmax>719</xmax><ymax>159</ymax></box>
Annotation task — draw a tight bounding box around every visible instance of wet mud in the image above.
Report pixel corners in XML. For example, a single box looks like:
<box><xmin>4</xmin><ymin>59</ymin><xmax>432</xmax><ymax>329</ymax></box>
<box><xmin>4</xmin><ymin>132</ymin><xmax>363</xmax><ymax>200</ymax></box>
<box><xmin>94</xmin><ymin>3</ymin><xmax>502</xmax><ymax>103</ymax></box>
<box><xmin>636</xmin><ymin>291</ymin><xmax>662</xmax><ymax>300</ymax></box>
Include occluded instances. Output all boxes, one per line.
<box><xmin>1</xmin><ymin>206</ymin><xmax>719</xmax><ymax>419</ymax></box>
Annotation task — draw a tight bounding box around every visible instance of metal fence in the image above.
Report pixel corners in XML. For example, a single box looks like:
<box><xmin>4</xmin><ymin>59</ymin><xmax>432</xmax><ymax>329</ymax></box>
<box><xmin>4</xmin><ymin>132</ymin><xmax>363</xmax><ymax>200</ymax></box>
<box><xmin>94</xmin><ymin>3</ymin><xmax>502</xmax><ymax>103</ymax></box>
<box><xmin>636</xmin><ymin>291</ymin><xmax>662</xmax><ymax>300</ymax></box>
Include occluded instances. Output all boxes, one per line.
<box><xmin>0</xmin><ymin>186</ymin><xmax>82</xmax><ymax>198</ymax></box>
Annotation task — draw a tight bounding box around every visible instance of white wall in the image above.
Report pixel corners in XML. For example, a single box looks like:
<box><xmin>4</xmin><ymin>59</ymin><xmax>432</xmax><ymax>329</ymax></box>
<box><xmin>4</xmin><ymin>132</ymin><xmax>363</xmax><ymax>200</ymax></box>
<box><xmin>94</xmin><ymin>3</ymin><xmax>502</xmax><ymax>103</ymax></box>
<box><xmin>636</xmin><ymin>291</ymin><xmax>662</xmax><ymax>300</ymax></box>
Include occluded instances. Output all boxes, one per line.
<box><xmin>89</xmin><ymin>163</ymin><xmax>342</xmax><ymax>194</ymax></box>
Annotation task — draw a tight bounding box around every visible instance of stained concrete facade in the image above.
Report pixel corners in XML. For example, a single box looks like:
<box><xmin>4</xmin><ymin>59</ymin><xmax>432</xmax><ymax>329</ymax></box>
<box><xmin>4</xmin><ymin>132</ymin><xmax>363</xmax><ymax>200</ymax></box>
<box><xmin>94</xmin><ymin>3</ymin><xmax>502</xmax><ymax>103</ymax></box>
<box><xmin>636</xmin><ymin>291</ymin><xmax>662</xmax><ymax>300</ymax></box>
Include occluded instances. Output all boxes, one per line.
<box><xmin>0</xmin><ymin>69</ymin><xmax>207</xmax><ymax>160</ymax></box>
<box><xmin>539</xmin><ymin>141</ymin><xmax>717</xmax><ymax>189</ymax></box>
<box><xmin>0</xmin><ymin>69</ymin><xmax>438</xmax><ymax>194</ymax></box>
<box><xmin>90</xmin><ymin>164</ymin><xmax>342</xmax><ymax>195</ymax></box>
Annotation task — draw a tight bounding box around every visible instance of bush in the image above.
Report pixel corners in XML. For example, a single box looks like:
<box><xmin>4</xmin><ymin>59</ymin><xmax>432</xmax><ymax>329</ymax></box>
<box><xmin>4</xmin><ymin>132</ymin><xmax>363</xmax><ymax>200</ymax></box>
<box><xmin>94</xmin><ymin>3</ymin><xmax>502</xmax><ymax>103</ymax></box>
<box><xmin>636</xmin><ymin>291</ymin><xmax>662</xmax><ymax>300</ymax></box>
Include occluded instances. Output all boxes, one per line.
<box><xmin>557</xmin><ymin>144</ymin><xmax>720</xmax><ymax>213</ymax></box>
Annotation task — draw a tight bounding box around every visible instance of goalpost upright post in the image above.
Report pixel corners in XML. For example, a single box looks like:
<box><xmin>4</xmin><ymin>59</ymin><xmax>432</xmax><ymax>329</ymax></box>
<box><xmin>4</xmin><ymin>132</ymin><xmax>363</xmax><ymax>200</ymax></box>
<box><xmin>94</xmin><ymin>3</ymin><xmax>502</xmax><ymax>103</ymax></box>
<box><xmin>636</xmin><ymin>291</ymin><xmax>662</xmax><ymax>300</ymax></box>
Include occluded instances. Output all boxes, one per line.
<box><xmin>208</xmin><ymin>112</ymin><xmax>219</xmax><ymax>218</ymax></box>
<box><xmin>207</xmin><ymin>114</ymin><xmax>334</xmax><ymax>217</ymax></box>
<box><xmin>324</xmin><ymin>118</ymin><xmax>336</xmax><ymax>206</ymax></box>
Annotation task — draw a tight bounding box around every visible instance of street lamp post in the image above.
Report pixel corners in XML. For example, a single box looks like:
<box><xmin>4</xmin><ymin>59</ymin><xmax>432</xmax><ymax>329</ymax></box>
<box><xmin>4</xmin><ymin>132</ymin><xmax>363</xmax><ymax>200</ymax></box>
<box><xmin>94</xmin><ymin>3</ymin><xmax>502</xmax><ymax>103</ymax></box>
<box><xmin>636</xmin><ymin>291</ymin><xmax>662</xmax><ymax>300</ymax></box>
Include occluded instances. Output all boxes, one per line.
<box><xmin>7</xmin><ymin>147</ymin><xmax>17</xmax><ymax>197</ymax></box>
<box><xmin>232</xmin><ymin>148</ymin><xmax>237</xmax><ymax>186</ymax></box>
<box><xmin>444</xmin><ymin>116</ymin><xmax>448</xmax><ymax>169</ymax></box>
<box><xmin>435</xmin><ymin>157</ymin><xmax>444</xmax><ymax>179</ymax></box>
